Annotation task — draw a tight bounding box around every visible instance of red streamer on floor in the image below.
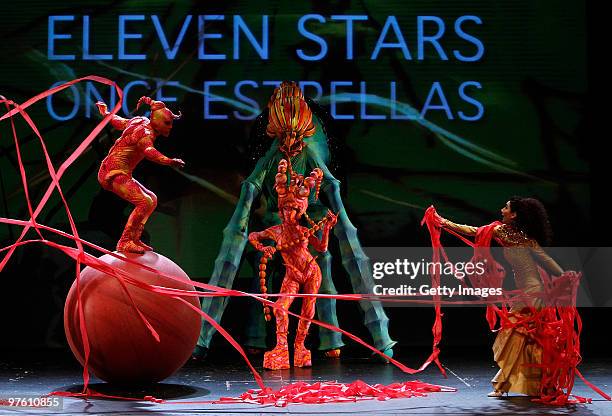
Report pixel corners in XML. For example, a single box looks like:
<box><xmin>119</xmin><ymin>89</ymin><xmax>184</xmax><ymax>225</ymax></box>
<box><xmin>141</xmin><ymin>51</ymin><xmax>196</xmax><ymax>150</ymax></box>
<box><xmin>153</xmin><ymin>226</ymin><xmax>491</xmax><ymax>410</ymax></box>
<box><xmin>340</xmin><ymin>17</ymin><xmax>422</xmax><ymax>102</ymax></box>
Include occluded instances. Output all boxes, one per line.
<box><xmin>215</xmin><ymin>380</ymin><xmax>455</xmax><ymax>406</ymax></box>
<box><xmin>50</xmin><ymin>379</ymin><xmax>455</xmax><ymax>407</ymax></box>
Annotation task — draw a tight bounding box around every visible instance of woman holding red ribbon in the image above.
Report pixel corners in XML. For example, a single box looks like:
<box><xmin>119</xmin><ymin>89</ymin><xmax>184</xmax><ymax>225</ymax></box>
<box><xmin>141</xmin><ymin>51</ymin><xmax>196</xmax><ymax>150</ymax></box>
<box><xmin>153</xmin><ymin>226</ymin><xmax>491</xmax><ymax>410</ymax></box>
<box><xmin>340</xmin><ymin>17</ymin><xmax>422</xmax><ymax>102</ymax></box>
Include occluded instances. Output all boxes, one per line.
<box><xmin>438</xmin><ymin>197</ymin><xmax>564</xmax><ymax>397</ymax></box>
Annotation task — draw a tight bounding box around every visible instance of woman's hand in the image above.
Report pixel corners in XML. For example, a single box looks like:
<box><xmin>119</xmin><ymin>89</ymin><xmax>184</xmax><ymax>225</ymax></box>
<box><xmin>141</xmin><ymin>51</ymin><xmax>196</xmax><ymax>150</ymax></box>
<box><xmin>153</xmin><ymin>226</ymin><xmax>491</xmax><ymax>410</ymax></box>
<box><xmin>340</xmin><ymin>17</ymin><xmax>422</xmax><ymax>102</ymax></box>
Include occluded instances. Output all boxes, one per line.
<box><xmin>424</xmin><ymin>205</ymin><xmax>446</xmax><ymax>227</ymax></box>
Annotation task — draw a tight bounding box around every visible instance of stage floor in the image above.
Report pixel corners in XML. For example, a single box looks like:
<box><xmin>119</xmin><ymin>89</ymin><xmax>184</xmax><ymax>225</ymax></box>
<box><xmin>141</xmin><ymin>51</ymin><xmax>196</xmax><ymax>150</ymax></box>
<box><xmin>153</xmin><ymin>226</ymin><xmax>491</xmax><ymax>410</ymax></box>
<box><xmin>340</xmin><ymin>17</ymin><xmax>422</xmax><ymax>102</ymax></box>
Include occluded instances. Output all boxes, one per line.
<box><xmin>1</xmin><ymin>349</ymin><xmax>610</xmax><ymax>415</ymax></box>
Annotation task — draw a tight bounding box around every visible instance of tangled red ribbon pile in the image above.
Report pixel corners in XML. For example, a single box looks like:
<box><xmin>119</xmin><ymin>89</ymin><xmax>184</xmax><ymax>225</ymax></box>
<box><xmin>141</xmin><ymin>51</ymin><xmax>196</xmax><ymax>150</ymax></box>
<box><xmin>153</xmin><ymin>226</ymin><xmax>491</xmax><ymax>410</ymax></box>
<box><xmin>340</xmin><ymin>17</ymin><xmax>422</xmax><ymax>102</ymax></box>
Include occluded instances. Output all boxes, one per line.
<box><xmin>216</xmin><ymin>379</ymin><xmax>455</xmax><ymax>406</ymax></box>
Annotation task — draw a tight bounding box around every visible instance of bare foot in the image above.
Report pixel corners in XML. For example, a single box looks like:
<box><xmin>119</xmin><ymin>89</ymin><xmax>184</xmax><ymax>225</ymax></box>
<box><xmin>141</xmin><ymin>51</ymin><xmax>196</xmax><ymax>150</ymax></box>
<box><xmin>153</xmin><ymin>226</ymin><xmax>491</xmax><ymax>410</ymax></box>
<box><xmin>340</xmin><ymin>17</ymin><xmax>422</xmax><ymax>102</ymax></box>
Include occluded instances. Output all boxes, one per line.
<box><xmin>117</xmin><ymin>239</ymin><xmax>145</xmax><ymax>254</ymax></box>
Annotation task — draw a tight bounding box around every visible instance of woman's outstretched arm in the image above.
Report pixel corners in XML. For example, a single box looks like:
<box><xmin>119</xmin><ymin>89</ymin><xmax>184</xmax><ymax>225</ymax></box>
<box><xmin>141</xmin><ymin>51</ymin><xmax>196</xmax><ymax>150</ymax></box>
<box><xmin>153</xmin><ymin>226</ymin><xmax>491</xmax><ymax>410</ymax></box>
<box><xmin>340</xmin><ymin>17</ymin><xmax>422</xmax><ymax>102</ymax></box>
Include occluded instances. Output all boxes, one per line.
<box><xmin>440</xmin><ymin>218</ymin><xmax>478</xmax><ymax>236</ymax></box>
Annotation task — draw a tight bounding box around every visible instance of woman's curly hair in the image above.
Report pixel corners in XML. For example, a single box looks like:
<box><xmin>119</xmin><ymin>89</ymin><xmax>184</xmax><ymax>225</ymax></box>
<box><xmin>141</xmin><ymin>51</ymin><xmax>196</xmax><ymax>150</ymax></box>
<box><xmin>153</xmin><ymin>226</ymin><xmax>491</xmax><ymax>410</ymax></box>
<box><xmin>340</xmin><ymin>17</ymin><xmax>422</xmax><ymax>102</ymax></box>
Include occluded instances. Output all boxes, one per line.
<box><xmin>508</xmin><ymin>196</ymin><xmax>553</xmax><ymax>246</ymax></box>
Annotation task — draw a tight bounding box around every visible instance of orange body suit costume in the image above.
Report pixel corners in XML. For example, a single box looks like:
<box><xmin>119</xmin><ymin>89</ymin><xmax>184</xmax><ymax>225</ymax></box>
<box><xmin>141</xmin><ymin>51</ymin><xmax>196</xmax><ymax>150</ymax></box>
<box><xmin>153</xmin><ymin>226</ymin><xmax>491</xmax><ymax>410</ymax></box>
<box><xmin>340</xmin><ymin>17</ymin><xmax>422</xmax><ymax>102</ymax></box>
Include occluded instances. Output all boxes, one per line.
<box><xmin>96</xmin><ymin>97</ymin><xmax>183</xmax><ymax>253</ymax></box>
<box><xmin>249</xmin><ymin>159</ymin><xmax>337</xmax><ymax>370</ymax></box>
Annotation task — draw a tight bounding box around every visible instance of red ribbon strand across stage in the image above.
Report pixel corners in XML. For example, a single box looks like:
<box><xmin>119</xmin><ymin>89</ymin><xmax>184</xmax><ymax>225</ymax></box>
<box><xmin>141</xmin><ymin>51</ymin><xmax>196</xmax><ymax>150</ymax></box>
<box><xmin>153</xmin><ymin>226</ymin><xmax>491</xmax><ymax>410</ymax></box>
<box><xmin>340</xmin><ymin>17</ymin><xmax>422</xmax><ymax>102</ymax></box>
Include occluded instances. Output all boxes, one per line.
<box><xmin>0</xmin><ymin>79</ymin><xmax>608</xmax><ymax>407</ymax></box>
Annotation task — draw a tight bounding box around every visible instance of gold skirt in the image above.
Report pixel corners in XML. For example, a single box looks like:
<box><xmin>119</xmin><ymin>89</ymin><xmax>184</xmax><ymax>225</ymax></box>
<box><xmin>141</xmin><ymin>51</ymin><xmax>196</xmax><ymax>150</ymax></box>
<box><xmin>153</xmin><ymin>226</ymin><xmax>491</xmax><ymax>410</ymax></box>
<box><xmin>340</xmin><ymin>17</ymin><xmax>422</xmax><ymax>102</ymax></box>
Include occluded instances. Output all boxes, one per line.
<box><xmin>491</xmin><ymin>313</ymin><xmax>542</xmax><ymax>396</ymax></box>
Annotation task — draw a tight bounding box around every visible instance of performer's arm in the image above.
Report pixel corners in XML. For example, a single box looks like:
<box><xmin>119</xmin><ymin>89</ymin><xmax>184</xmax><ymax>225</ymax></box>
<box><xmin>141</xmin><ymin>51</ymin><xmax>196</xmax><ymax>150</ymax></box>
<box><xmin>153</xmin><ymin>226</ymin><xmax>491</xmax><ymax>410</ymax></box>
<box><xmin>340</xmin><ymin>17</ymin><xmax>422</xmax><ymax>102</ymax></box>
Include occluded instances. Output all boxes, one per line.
<box><xmin>138</xmin><ymin>136</ymin><xmax>184</xmax><ymax>167</ymax></box>
<box><xmin>440</xmin><ymin>218</ymin><xmax>478</xmax><ymax>236</ymax></box>
<box><xmin>308</xmin><ymin>232</ymin><xmax>328</xmax><ymax>253</ymax></box>
<box><xmin>248</xmin><ymin>228</ymin><xmax>277</xmax><ymax>257</ymax></box>
<box><xmin>531</xmin><ymin>242</ymin><xmax>564</xmax><ymax>276</ymax></box>
<box><xmin>96</xmin><ymin>101</ymin><xmax>129</xmax><ymax>130</ymax></box>
<box><xmin>309</xmin><ymin>211</ymin><xmax>337</xmax><ymax>252</ymax></box>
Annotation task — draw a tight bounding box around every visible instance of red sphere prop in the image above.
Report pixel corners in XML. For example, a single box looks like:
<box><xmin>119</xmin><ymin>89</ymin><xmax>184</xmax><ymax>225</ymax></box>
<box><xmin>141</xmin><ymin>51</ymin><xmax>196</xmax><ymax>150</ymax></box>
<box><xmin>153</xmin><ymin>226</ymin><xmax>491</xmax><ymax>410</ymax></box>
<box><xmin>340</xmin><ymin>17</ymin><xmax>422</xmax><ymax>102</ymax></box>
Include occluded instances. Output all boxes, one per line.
<box><xmin>64</xmin><ymin>251</ymin><xmax>201</xmax><ymax>384</ymax></box>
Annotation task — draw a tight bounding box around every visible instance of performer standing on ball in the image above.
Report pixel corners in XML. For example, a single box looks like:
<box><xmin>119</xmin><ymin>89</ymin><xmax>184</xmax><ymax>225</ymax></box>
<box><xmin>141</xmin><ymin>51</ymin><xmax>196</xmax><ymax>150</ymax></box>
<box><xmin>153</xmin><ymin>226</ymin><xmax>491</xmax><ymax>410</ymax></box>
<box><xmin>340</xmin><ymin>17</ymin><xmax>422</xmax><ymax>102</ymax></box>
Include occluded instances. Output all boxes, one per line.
<box><xmin>437</xmin><ymin>197</ymin><xmax>564</xmax><ymax>397</ymax></box>
<box><xmin>96</xmin><ymin>97</ymin><xmax>184</xmax><ymax>253</ymax></box>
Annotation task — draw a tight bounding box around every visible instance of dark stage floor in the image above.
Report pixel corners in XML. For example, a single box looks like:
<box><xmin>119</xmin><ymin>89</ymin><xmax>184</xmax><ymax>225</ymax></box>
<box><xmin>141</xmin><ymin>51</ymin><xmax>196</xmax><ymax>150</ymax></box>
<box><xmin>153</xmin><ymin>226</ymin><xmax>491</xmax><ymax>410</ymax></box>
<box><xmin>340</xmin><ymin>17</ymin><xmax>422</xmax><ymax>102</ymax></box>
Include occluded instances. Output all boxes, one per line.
<box><xmin>1</xmin><ymin>348</ymin><xmax>610</xmax><ymax>415</ymax></box>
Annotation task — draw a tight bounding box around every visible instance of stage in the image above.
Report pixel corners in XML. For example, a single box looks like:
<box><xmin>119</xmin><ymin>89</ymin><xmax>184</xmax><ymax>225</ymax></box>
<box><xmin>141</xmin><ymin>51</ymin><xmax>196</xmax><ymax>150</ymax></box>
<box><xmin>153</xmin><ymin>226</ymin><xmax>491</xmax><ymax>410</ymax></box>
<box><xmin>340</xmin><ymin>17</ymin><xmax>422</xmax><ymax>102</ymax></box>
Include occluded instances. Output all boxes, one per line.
<box><xmin>1</xmin><ymin>348</ymin><xmax>609</xmax><ymax>415</ymax></box>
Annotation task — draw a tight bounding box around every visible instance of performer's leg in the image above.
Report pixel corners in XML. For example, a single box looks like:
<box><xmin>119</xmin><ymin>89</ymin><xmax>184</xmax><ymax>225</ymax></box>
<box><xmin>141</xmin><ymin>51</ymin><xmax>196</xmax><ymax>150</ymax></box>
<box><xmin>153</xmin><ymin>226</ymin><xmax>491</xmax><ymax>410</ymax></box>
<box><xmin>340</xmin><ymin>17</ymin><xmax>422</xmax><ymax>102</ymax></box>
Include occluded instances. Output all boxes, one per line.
<box><xmin>196</xmin><ymin>181</ymin><xmax>260</xmax><ymax>355</ymax></box>
<box><xmin>108</xmin><ymin>175</ymin><xmax>157</xmax><ymax>253</ymax></box>
<box><xmin>196</xmin><ymin>246</ymin><xmax>244</xmax><ymax>355</ymax></box>
<box><xmin>308</xmin><ymin>202</ymin><xmax>396</xmax><ymax>357</ymax></box>
<box><xmin>131</xmin><ymin>178</ymin><xmax>157</xmax><ymax>250</ymax></box>
<box><xmin>294</xmin><ymin>268</ymin><xmax>322</xmax><ymax>367</ymax></box>
<box><xmin>335</xmin><ymin>222</ymin><xmax>396</xmax><ymax>356</ymax></box>
<box><xmin>322</xmin><ymin>177</ymin><xmax>395</xmax><ymax>355</ymax></box>
<box><xmin>263</xmin><ymin>277</ymin><xmax>299</xmax><ymax>370</ymax></box>
<box><xmin>316</xmin><ymin>251</ymin><xmax>345</xmax><ymax>352</ymax></box>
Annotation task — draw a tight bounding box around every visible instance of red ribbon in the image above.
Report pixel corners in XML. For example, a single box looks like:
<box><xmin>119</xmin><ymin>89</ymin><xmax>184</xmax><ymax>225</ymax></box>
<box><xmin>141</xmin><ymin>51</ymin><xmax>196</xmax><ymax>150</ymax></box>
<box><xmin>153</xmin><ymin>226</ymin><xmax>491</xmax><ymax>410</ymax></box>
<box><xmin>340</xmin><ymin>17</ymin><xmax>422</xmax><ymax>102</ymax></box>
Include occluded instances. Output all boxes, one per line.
<box><xmin>2</xmin><ymin>81</ymin><xmax>608</xmax><ymax>407</ymax></box>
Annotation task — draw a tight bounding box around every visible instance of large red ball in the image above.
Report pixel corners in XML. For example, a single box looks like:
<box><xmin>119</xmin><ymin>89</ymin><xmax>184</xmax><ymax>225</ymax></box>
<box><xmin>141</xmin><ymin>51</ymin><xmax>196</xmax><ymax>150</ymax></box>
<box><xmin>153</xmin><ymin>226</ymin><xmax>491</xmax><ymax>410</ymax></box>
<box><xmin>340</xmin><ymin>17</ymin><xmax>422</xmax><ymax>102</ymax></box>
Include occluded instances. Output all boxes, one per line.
<box><xmin>64</xmin><ymin>251</ymin><xmax>201</xmax><ymax>384</ymax></box>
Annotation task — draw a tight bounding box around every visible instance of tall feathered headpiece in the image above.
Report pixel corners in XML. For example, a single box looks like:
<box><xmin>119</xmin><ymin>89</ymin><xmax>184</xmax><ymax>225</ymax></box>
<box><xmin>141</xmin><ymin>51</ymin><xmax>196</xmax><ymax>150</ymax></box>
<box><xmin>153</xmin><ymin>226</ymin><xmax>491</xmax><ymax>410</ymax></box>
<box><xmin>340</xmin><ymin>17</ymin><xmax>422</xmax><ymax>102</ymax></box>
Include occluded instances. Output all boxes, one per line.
<box><xmin>266</xmin><ymin>81</ymin><xmax>315</xmax><ymax>157</ymax></box>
